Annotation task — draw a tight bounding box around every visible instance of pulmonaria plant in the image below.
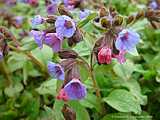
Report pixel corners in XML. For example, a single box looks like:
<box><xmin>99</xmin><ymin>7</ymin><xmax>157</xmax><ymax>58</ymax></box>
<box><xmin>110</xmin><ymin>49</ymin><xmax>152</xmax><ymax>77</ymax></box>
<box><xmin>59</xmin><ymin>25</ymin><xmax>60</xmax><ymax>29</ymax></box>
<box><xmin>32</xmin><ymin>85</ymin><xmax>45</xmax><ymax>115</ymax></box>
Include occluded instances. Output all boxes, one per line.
<box><xmin>29</xmin><ymin>2</ymin><xmax>160</xmax><ymax>106</ymax></box>
<box><xmin>94</xmin><ymin>7</ymin><xmax>141</xmax><ymax>65</ymax></box>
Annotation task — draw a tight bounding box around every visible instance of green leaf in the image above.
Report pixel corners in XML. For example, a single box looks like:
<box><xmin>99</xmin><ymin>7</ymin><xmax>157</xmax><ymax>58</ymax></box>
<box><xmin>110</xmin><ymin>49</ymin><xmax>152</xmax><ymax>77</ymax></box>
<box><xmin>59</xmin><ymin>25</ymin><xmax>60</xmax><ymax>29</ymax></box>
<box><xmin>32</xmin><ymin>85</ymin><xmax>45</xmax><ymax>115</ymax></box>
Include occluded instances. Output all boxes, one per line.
<box><xmin>4</xmin><ymin>83</ymin><xmax>24</xmax><ymax>97</ymax></box>
<box><xmin>113</xmin><ymin>60</ymin><xmax>135</xmax><ymax>80</ymax></box>
<box><xmin>31</xmin><ymin>45</ymin><xmax>53</xmax><ymax>65</ymax></box>
<box><xmin>53</xmin><ymin>100</ymin><xmax>65</xmax><ymax>120</ymax></box>
<box><xmin>68</xmin><ymin>101</ymin><xmax>90</xmax><ymax>120</ymax></box>
<box><xmin>35</xmin><ymin>79</ymin><xmax>57</xmax><ymax>96</ymax></box>
<box><xmin>103</xmin><ymin>89</ymin><xmax>141</xmax><ymax>114</ymax></box>
<box><xmin>101</xmin><ymin>112</ymin><xmax>137</xmax><ymax>120</ymax></box>
<box><xmin>73</xmin><ymin>41</ymin><xmax>90</xmax><ymax>57</ymax></box>
<box><xmin>80</xmin><ymin>93</ymin><xmax>102</xmax><ymax>113</ymax></box>
<box><xmin>78</xmin><ymin>13</ymin><xmax>97</xmax><ymax>28</ymax></box>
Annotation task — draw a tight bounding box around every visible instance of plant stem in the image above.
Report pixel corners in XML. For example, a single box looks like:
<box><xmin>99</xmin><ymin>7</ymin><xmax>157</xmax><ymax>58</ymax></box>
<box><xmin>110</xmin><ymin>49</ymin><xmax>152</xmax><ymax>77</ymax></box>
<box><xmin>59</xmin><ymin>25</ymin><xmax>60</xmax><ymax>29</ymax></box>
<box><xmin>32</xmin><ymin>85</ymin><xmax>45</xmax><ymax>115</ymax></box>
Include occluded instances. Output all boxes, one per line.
<box><xmin>0</xmin><ymin>60</ymin><xmax>12</xmax><ymax>86</ymax></box>
<box><xmin>78</xmin><ymin>55</ymin><xmax>101</xmax><ymax>98</ymax></box>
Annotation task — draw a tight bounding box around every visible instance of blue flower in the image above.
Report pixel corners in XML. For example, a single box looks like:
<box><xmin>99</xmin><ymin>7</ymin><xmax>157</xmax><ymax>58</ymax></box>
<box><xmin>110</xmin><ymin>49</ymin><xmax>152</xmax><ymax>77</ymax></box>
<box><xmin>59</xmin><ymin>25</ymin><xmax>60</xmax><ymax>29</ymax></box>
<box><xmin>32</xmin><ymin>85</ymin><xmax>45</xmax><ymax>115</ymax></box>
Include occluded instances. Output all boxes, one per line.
<box><xmin>46</xmin><ymin>3</ymin><xmax>57</xmax><ymax>15</ymax></box>
<box><xmin>30</xmin><ymin>30</ymin><xmax>44</xmax><ymax>48</ymax></box>
<box><xmin>55</xmin><ymin>15</ymin><xmax>76</xmax><ymax>39</ymax></box>
<box><xmin>47</xmin><ymin>62</ymin><xmax>65</xmax><ymax>80</ymax></box>
<box><xmin>79</xmin><ymin>9</ymin><xmax>90</xmax><ymax>19</ymax></box>
<box><xmin>44</xmin><ymin>33</ymin><xmax>62</xmax><ymax>52</ymax></box>
<box><xmin>31</xmin><ymin>15</ymin><xmax>44</xmax><ymax>27</ymax></box>
<box><xmin>13</xmin><ymin>16</ymin><xmax>24</xmax><ymax>28</ymax></box>
<box><xmin>50</xmin><ymin>0</ymin><xmax>60</xmax><ymax>3</ymax></box>
<box><xmin>63</xmin><ymin>78</ymin><xmax>87</xmax><ymax>100</ymax></box>
<box><xmin>0</xmin><ymin>51</ymin><xmax>3</xmax><ymax>61</ymax></box>
<box><xmin>149</xmin><ymin>1</ymin><xmax>158</xmax><ymax>10</ymax></box>
<box><xmin>63</xmin><ymin>0</ymin><xmax>82</xmax><ymax>9</ymax></box>
<box><xmin>115</xmin><ymin>29</ymin><xmax>140</xmax><ymax>53</ymax></box>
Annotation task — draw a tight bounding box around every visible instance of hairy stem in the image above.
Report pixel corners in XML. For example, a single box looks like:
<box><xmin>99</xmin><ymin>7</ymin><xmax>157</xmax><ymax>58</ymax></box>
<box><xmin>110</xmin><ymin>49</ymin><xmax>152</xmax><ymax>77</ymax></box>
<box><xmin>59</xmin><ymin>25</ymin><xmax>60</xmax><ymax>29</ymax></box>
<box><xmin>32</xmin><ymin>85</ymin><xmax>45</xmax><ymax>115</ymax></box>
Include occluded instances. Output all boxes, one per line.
<box><xmin>78</xmin><ymin>55</ymin><xmax>101</xmax><ymax>98</ymax></box>
<box><xmin>0</xmin><ymin>60</ymin><xmax>12</xmax><ymax>86</ymax></box>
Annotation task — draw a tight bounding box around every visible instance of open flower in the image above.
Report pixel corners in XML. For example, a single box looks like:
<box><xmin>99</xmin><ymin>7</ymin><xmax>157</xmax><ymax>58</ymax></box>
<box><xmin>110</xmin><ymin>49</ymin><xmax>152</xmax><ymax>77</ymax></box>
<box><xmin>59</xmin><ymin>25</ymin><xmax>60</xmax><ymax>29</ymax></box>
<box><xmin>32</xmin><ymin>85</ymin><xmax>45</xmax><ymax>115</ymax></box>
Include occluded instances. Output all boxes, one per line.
<box><xmin>55</xmin><ymin>15</ymin><xmax>76</xmax><ymax>39</ymax></box>
<box><xmin>149</xmin><ymin>0</ymin><xmax>158</xmax><ymax>10</ymax></box>
<box><xmin>98</xmin><ymin>47</ymin><xmax>112</xmax><ymax>64</ymax></box>
<box><xmin>47</xmin><ymin>62</ymin><xmax>65</xmax><ymax>80</ymax></box>
<box><xmin>44</xmin><ymin>33</ymin><xmax>62</xmax><ymax>52</ymax></box>
<box><xmin>115</xmin><ymin>29</ymin><xmax>140</xmax><ymax>53</ymax></box>
<box><xmin>30</xmin><ymin>30</ymin><xmax>44</xmax><ymax>48</ymax></box>
<box><xmin>63</xmin><ymin>78</ymin><xmax>86</xmax><ymax>100</ymax></box>
<box><xmin>31</xmin><ymin>15</ymin><xmax>44</xmax><ymax>27</ymax></box>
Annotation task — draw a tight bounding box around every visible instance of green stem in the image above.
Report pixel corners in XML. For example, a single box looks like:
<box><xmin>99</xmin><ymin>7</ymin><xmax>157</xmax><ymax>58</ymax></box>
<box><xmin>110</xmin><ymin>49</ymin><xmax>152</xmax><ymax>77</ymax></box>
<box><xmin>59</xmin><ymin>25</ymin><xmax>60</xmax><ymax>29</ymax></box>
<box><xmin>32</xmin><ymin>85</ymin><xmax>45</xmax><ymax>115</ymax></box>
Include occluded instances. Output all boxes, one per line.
<box><xmin>0</xmin><ymin>60</ymin><xmax>12</xmax><ymax>86</ymax></box>
<box><xmin>78</xmin><ymin>55</ymin><xmax>101</xmax><ymax>98</ymax></box>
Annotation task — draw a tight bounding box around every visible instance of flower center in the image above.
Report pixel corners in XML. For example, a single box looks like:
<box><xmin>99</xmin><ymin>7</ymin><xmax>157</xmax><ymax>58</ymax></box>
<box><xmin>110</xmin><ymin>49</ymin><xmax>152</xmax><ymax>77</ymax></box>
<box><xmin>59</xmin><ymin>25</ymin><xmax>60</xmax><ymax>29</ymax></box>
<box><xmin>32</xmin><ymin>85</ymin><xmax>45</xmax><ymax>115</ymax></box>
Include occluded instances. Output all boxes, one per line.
<box><xmin>55</xmin><ymin>66</ymin><xmax>62</xmax><ymax>76</ymax></box>
<box><xmin>121</xmin><ymin>32</ymin><xmax>129</xmax><ymax>41</ymax></box>
<box><xmin>64</xmin><ymin>20</ymin><xmax>73</xmax><ymax>29</ymax></box>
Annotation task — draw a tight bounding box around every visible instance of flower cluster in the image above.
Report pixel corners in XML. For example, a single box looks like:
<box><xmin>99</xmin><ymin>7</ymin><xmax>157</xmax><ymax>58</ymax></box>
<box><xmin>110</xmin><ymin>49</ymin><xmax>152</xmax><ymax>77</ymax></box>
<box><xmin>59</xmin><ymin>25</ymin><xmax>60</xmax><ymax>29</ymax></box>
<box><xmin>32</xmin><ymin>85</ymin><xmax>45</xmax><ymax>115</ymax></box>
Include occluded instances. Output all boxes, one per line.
<box><xmin>94</xmin><ymin>7</ymin><xmax>140</xmax><ymax>65</ymax></box>
<box><xmin>48</xmin><ymin>61</ymin><xmax>87</xmax><ymax>101</ymax></box>
<box><xmin>31</xmin><ymin>14</ymin><xmax>79</xmax><ymax>52</ymax></box>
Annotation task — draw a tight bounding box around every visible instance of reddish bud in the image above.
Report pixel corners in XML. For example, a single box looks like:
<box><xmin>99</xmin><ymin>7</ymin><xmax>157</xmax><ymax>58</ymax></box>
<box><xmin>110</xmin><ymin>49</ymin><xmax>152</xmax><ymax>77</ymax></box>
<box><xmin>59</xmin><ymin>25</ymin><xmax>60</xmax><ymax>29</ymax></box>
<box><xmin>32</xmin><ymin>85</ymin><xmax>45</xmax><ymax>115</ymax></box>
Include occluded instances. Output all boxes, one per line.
<box><xmin>56</xmin><ymin>89</ymin><xmax>69</xmax><ymax>102</ymax></box>
<box><xmin>98</xmin><ymin>47</ymin><xmax>112</xmax><ymax>64</ymax></box>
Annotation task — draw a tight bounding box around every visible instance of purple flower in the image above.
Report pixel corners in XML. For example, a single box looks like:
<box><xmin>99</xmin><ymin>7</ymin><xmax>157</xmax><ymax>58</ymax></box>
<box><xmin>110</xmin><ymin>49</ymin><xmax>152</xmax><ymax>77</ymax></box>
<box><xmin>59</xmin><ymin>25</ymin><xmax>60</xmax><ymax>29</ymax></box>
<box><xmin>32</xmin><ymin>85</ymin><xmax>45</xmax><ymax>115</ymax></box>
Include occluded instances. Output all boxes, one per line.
<box><xmin>55</xmin><ymin>15</ymin><xmax>76</xmax><ymax>39</ymax></box>
<box><xmin>31</xmin><ymin>15</ymin><xmax>44</xmax><ymax>27</ymax></box>
<box><xmin>149</xmin><ymin>1</ymin><xmax>158</xmax><ymax>10</ymax></box>
<box><xmin>50</xmin><ymin>0</ymin><xmax>60</xmax><ymax>3</ymax></box>
<box><xmin>30</xmin><ymin>30</ymin><xmax>44</xmax><ymax>48</ymax></box>
<box><xmin>47</xmin><ymin>62</ymin><xmax>65</xmax><ymax>80</ymax></box>
<box><xmin>46</xmin><ymin>3</ymin><xmax>57</xmax><ymax>15</ymax></box>
<box><xmin>115</xmin><ymin>29</ymin><xmax>140</xmax><ymax>53</ymax></box>
<box><xmin>44</xmin><ymin>33</ymin><xmax>62</xmax><ymax>52</ymax></box>
<box><xmin>0</xmin><ymin>51</ymin><xmax>3</xmax><ymax>61</ymax></box>
<box><xmin>5</xmin><ymin>0</ymin><xmax>16</xmax><ymax>6</ymax></box>
<box><xmin>12</xmin><ymin>16</ymin><xmax>24</xmax><ymax>28</ymax></box>
<box><xmin>63</xmin><ymin>78</ymin><xmax>87</xmax><ymax>100</ymax></box>
<box><xmin>79</xmin><ymin>9</ymin><xmax>90</xmax><ymax>19</ymax></box>
<box><xmin>63</xmin><ymin>0</ymin><xmax>82</xmax><ymax>9</ymax></box>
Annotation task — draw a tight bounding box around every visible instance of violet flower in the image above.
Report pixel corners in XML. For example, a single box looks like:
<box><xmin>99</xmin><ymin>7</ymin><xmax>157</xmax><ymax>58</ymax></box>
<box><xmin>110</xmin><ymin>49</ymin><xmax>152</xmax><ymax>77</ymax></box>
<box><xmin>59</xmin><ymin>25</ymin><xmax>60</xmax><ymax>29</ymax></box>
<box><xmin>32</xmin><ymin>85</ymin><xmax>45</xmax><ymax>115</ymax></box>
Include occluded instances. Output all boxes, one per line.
<box><xmin>63</xmin><ymin>78</ymin><xmax>87</xmax><ymax>100</ymax></box>
<box><xmin>115</xmin><ymin>29</ymin><xmax>140</xmax><ymax>53</ymax></box>
<box><xmin>46</xmin><ymin>3</ymin><xmax>57</xmax><ymax>15</ymax></box>
<box><xmin>63</xmin><ymin>0</ymin><xmax>82</xmax><ymax>9</ymax></box>
<box><xmin>0</xmin><ymin>51</ymin><xmax>3</xmax><ymax>61</ymax></box>
<box><xmin>31</xmin><ymin>15</ymin><xmax>44</xmax><ymax>27</ymax></box>
<box><xmin>13</xmin><ymin>16</ymin><xmax>24</xmax><ymax>28</ymax></box>
<box><xmin>30</xmin><ymin>30</ymin><xmax>44</xmax><ymax>48</ymax></box>
<box><xmin>55</xmin><ymin>15</ymin><xmax>76</xmax><ymax>39</ymax></box>
<box><xmin>149</xmin><ymin>0</ymin><xmax>158</xmax><ymax>10</ymax></box>
<box><xmin>47</xmin><ymin>62</ymin><xmax>65</xmax><ymax>80</ymax></box>
<box><xmin>44</xmin><ymin>33</ymin><xmax>62</xmax><ymax>52</ymax></box>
